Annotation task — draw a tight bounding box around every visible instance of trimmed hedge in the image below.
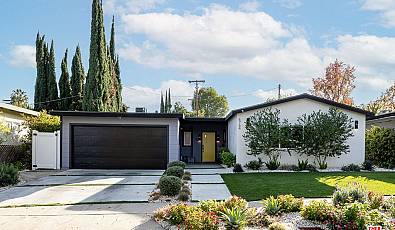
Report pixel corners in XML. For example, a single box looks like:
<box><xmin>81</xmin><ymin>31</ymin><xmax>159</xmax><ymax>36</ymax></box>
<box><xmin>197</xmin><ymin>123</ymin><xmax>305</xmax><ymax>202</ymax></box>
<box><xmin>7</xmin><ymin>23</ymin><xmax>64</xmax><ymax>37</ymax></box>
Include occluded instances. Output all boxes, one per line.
<box><xmin>159</xmin><ymin>175</ymin><xmax>182</xmax><ymax>196</ymax></box>
<box><xmin>165</xmin><ymin>166</ymin><xmax>184</xmax><ymax>178</ymax></box>
<box><xmin>167</xmin><ymin>161</ymin><xmax>186</xmax><ymax>169</ymax></box>
<box><xmin>366</xmin><ymin>126</ymin><xmax>395</xmax><ymax>169</ymax></box>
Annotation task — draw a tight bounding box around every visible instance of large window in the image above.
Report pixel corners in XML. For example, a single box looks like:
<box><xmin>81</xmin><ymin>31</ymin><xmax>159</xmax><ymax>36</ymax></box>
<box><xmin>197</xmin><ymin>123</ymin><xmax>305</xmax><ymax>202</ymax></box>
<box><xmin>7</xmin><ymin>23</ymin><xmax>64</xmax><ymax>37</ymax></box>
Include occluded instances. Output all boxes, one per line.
<box><xmin>183</xmin><ymin>131</ymin><xmax>192</xmax><ymax>146</ymax></box>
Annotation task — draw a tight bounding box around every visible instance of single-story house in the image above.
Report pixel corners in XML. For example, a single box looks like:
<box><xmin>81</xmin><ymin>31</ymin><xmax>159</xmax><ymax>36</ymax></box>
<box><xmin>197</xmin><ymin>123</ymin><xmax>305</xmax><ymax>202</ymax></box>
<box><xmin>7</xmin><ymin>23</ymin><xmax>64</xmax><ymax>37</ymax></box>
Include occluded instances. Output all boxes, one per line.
<box><xmin>51</xmin><ymin>93</ymin><xmax>373</xmax><ymax>169</ymax></box>
<box><xmin>0</xmin><ymin>103</ymin><xmax>39</xmax><ymax>145</ymax></box>
<box><xmin>366</xmin><ymin>112</ymin><xmax>395</xmax><ymax>129</ymax></box>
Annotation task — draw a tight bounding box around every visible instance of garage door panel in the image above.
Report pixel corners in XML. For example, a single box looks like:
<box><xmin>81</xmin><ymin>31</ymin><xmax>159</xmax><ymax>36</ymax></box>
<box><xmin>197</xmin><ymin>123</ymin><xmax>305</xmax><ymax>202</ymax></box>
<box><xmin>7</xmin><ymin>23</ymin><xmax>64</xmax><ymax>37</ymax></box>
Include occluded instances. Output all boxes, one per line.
<box><xmin>71</xmin><ymin>125</ymin><xmax>168</xmax><ymax>169</ymax></box>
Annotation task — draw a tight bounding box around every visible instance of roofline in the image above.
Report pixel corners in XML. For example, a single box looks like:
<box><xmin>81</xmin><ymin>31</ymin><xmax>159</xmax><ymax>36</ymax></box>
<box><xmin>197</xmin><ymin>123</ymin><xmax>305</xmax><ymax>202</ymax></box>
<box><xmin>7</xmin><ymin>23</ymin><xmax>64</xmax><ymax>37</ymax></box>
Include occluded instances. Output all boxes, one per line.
<box><xmin>367</xmin><ymin>111</ymin><xmax>395</xmax><ymax>121</ymax></box>
<box><xmin>225</xmin><ymin>93</ymin><xmax>374</xmax><ymax>120</ymax></box>
<box><xmin>0</xmin><ymin>103</ymin><xmax>39</xmax><ymax>116</ymax></box>
<box><xmin>49</xmin><ymin>111</ymin><xmax>184</xmax><ymax>119</ymax></box>
<box><xmin>182</xmin><ymin>117</ymin><xmax>226</xmax><ymax>122</ymax></box>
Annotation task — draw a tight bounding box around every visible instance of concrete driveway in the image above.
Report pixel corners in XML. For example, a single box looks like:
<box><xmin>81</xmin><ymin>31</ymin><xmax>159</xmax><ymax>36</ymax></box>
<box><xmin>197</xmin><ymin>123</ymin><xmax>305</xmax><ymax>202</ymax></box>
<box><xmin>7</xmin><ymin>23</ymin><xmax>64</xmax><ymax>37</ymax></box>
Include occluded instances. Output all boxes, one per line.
<box><xmin>0</xmin><ymin>169</ymin><xmax>164</xmax><ymax>207</ymax></box>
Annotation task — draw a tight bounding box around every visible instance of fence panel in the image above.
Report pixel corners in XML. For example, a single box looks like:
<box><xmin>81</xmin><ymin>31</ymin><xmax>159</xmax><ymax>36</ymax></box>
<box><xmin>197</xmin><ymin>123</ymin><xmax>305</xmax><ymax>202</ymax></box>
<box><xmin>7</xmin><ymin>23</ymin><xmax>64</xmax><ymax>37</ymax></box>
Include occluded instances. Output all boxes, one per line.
<box><xmin>32</xmin><ymin>130</ymin><xmax>60</xmax><ymax>170</ymax></box>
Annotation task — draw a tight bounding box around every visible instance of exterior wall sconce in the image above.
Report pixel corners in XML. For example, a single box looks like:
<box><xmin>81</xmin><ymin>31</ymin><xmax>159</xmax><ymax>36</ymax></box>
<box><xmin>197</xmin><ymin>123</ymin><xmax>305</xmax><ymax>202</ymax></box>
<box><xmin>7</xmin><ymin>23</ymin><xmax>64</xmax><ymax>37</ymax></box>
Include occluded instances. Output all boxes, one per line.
<box><xmin>354</xmin><ymin>120</ymin><xmax>359</xmax><ymax>129</ymax></box>
<box><xmin>216</xmin><ymin>135</ymin><xmax>220</xmax><ymax>143</ymax></box>
<box><xmin>197</xmin><ymin>134</ymin><xmax>201</xmax><ymax>143</ymax></box>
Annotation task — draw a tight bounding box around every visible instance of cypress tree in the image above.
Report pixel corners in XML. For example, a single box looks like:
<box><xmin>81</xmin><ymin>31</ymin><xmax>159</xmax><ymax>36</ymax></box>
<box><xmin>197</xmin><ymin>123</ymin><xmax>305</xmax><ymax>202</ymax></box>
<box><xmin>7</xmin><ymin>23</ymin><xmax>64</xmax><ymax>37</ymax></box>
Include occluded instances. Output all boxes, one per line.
<box><xmin>34</xmin><ymin>33</ymin><xmax>46</xmax><ymax>111</ymax></box>
<box><xmin>58</xmin><ymin>50</ymin><xmax>72</xmax><ymax>110</ymax></box>
<box><xmin>165</xmin><ymin>90</ymin><xmax>168</xmax><ymax>113</ymax></box>
<box><xmin>110</xmin><ymin>16</ymin><xmax>116</xmax><ymax>62</ymax></box>
<box><xmin>42</xmin><ymin>42</ymin><xmax>50</xmax><ymax>109</ymax></box>
<box><xmin>83</xmin><ymin>0</ymin><xmax>112</xmax><ymax>111</ymax></box>
<box><xmin>167</xmin><ymin>89</ymin><xmax>172</xmax><ymax>112</ymax></box>
<box><xmin>47</xmin><ymin>40</ymin><xmax>59</xmax><ymax>110</ymax></box>
<box><xmin>160</xmin><ymin>92</ymin><xmax>164</xmax><ymax>113</ymax></box>
<box><xmin>109</xmin><ymin>17</ymin><xmax>122</xmax><ymax>112</ymax></box>
<box><xmin>70</xmin><ymin>45</ymin><xmax>85</xmax><ymax>110</ymax></box>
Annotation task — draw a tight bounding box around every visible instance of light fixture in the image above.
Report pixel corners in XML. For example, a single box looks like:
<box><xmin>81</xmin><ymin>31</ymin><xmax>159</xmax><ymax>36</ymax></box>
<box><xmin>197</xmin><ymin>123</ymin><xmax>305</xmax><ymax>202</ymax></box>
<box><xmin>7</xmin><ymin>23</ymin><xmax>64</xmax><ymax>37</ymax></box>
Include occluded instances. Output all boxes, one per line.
<box><xmin>216</xmin><ymin>135</ymin><xmax>220</xmax><ymax>143</ymax></box>
<box><xmin>197</xmin><ymin>134</ymin><xmax>201</xmax><ymax>143</ymax></box>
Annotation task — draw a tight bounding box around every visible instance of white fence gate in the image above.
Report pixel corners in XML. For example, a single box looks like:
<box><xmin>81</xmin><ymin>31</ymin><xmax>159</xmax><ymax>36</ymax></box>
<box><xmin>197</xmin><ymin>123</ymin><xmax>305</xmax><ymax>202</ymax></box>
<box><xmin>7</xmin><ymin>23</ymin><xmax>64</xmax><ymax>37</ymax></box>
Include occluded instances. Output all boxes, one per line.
<box><xmin>32</xmin><ymin>130</ymin><xmax>60</xmax><ymax>170</ymax></box>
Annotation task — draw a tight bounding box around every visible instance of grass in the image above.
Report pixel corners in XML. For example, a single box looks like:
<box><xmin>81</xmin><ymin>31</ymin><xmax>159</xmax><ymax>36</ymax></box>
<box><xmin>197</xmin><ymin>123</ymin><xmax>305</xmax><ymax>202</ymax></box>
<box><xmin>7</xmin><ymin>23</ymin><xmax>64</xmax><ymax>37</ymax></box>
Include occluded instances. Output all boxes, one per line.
<box><xmin>221</xmin><ymin>172</ymin><xmax>395</xmax><ymax>201</ymax></box>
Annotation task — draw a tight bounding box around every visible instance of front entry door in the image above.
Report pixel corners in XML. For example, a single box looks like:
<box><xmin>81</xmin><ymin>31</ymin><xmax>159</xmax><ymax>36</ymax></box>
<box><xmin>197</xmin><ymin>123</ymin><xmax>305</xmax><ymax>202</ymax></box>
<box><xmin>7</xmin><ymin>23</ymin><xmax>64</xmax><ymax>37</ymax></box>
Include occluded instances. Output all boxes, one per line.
<box><xmin>202</xmin><ymin>132</ymin><xmax>216</xmax><ymax>162</ymax></box>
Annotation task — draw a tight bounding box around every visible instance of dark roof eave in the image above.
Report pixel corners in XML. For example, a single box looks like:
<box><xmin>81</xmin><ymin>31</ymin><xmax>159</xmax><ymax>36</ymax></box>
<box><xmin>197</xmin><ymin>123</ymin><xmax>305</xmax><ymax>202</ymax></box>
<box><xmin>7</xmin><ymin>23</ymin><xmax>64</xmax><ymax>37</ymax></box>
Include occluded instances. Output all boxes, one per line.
<box><xmin>225</xmin><ymin>93</ymin><xmax>374</xmax><ymax>120</ymax></box>
<box><xmin>367</xmin><ymin>112</ymin><xmax>395</xmax><ymax>121</ymax></box>
<box><xmin>49</xmin><ymin>111</ymin><xmax>184</xmax><ymax>119</ymax></box>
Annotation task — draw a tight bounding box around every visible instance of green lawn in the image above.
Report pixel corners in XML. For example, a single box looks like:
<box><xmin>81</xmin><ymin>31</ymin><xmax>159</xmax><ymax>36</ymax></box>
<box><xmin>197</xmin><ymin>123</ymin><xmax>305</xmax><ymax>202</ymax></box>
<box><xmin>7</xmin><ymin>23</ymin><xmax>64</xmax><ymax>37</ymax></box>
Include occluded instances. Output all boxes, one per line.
<box><xmin>221</xmin><ymin>172</ymin><xmax>395</xmax><ymax>201</ymax></box>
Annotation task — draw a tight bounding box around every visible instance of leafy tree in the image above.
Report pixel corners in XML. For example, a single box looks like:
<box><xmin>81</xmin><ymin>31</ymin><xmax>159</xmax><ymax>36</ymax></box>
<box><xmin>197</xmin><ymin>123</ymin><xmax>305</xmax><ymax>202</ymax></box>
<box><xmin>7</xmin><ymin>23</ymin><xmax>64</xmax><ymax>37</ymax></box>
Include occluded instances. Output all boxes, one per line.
<box><xmin>192</xmin><ymin>87</ymin><xmax>229</xmax><ymax>117</ymax></box>
<box><xmin>47</xmin><ymin>40</ymin><xmax>59</xmax><ymax>110</ymax></box>
<box><xmin>70</xmin><ymin>46</ymin><xmax>85</xmax><ymax>110</ymax></box>
<box><xmin>294</xmin><ymin>108</ymin><xmax>354</xmax><ymax>169</ymax></box>
<box><xmin>243</xmin><ymin>108</ymin><xmax>290</xmax><ymax>165</ymax></box>
<box><xmin>172</xmin><ymin>102</ymin><xmax>194</xmax><ymax>116</ymax></box>
<box><xmin>58</xmin><ymin>50</ymin><xmax>72</xmax><ymax>110</ymax></box>
<box><xmin>10</xmin><ymin>89</ymin><xmax>29</xmax><ymax>109</ymax></box>
<box><xmin>363</xmin><ymin>83</ymin><xmax>395</xmax><ymax>114</ymax></box>
<box><xmin>311</xmin><ymin>59</ymin><xmax>356</xmax><ymax>105</ymax></box>
<box><xmin>83</xmin><ymin>0</ymin><xmax>112</xmax><ymax>111</ymax></box>
<box><xmin>366</xmin><ymin>126</ymin><xmax>395</xmax><ymax>169</ymax></box>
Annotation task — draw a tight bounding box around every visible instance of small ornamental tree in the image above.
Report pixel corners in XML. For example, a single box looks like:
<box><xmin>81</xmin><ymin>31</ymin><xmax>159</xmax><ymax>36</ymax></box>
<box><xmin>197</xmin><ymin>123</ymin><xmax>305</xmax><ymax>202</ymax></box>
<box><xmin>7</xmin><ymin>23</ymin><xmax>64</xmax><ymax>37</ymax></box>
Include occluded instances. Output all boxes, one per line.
<box><xmin>294</xmin><ymin>108</ymin><xmax>353</xmax><ymax>169</ymax></box>
<box><xmin>243</xmin><ymin>108</ymin><xmax>290</xmax><ymax>165</ymax></box>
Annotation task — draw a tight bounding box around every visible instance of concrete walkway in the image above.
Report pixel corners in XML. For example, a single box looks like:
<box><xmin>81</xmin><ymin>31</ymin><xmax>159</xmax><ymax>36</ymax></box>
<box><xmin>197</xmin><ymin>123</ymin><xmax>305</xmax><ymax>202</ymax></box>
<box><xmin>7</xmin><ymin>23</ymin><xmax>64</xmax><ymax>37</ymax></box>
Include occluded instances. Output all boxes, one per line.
<box><xmin>187</xmin><ymin>165</ymin><xmax>233</xmax><ymax>201</ymax></box>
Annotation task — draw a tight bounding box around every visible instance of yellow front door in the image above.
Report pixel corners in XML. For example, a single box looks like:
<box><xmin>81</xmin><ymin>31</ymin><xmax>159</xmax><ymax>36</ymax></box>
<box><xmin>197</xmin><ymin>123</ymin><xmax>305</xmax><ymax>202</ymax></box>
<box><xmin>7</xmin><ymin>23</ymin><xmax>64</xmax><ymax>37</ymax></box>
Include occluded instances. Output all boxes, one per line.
<box><xmin>202</xmin><ymin>132</ymin><xmax>216</xmax><ymax>162</ymax></box>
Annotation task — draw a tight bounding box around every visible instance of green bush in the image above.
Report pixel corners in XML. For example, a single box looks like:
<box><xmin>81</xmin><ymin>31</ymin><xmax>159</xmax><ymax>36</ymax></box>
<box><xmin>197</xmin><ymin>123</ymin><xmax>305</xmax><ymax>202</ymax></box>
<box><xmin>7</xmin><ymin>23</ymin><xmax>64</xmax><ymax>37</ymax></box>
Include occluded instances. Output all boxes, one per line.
<box><xmin>297</xmin><ymin>159</ymin><xmax>309</xmax><ymax>171</ymax></box>
<box><xmin>367</xmin><ymin>191</ymin><xmax>384</xmax><ymax>209</ymax></box>
<box><xmin>183</xmin><ymin>208</ymin><xmax>219</xmax><ymax>230</ymax></box>
<box><xmin>165</xmin><ymin>166</ymin><xmax>184</xmax><ymax>178</ymax></box>
<box><xmin>219</xmin><ymin>207</ymin><xmax>248</xmax><ymax>230</ymax></box>
<box><xmin>245</xmin><ymin>159</ymin><xmax>262</xmax><ymax>170</ymax></box>
<box><xmin>300</xmin><ymin>200</ymin><xmax>334</xmax><ymax>222</ymax></box>
<box><xmin>167</xmin><ymin>161</ymin><xmax>186</xmax><ymax>169</ymax></box>
<box><xmin>159</xmin><ymin>176</ymin><xmax>182</xmax><ymax>196</ymax></box>
<box><xmin>182</xmin><ymin>171</ymin><xmax>191</xmax><ymax>180</ymax></box>
<box><xmin>24</xmin><ymin>111</ymin><xmax>61</xmax><ymax>133</ymax></box>
<box><xmin>361</xmin><ymin>160</ymin><xmax>374</xmax><ymax>171</ymax></box>
<box><xmin>265</xmin><ymin>158</ymin><xmax>280</xmax><ymax>170</ymax></box>
<box><xmin>0</xmin><ymin>163</ymin><xmax>19</xmax><ymax>186</ymax></box>
<box><xmin>279</xmin><ymin>164</ymin><xmax>298</xmax><ymax>171</ymax></box>
<box><xmin>268</xmin><ymin>222</ymin><xmax>286</xmax><ymax>230</ymax></box>
<box><xmin>167</xmin><ymin>203</ymin><xmax>191</xmax><ymax>225</ymax></box>
<box><xmin>341</xmin><ymin>164</ymin><xmax>361</xmax><ymax>172</ymax></box>
<box><xmin>178</xmin><ymin>190</ymin><xmax>190</xmax><ymax>201</ymax></box>
<box><xmin>332</xmin><ymin>183</ymin><xmax>367</xmax><ymax>206</ymax></box>
<box><xmin>262</xmin><ymin>196</ymin><xmax>281</xmax><ymax>215</ymax></box>
<box><xmin>383</xmin><ymin>196</ymin><xmax>395</xmax><ymax>218</ymax></box>
<box><xmin>366</xmin><ymin>126</ymin><xmax>395</xmax><ymax>169</ymax></box>
<box><xmin>220</xmin><ymin>151</ymin><xmax>236</xmax><ymax>167</ymax></box>
<box><xmin>277</xmin><ymin>194</ymin><xmax>304</xmax><ymax>212</ymax></box>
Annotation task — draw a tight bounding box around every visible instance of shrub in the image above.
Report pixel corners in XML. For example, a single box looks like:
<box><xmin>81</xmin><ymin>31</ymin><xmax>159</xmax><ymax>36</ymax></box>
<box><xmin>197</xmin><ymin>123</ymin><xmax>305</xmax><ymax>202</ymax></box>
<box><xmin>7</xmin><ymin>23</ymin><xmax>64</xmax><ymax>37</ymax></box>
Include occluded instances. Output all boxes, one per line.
<box><xmin>306</xmin><ymin>164</ymin><xmax>318</xmax><ymax>172</ymax></box>
<box><xmin>277</xmin><ymin>194</ymin><xmax>304</xmax><ymax>213</ymax></box>
<box><xmin>383</xmin><ymin>196</ymin><xmax>395</xmax><ymax>218</ymax></box>
<box><xmin>219</xmin><ymin>207</ymin><xmax>248</xmax><ymax>230</ymax></box>
<box><xmin>332</xmin><ymin>183</ymin><xmax>367</xmax><ymax>206</ymax></box>
<box><xmin>318</xmin><ymin>161</ymin><xmax>327</xmax><ymax>170</ymax></box>
<box><xmin>167</xmin><ymin>161</ymin><xmax>186</xmax><ymax>169</ymax></box>
<box><xmin>268</xmin><ymin>222</ymin><xmax>286</xmax><ymax>230</ymax></box>
<box><xmin>245</xmin><ymin>159</ymin><xmax>263</xmax><ymax>170</ymax></box>
<box><xmin>220</xmin><ymin>151</ymin><xmax>236</xmax><ymax>167</ymax></box>
<box><xmin>223</xmin><ymin>195</ymin><xmax>248</xmax><ymax>211</ymax></box>
<box><xmin>326</xmin><ymin>202</ymin><xmax>368</xmax><ymax>229</ymax></box>
<box><xmin>165</xmin><ymin>166</ymin><xmax>184</xmax><ymax>178</ymax></box>
<box><xmin>159</xmin><ymin>176</ymin><xmax>182</xmax><ymax>196</ymax></box>
<box><xmin>341</xmin><ymin>163</ymin><xmax>361</xmax><ymax>172</ymax></box>
<box><xmin>167</xmin><ymin>203</ymin><xmax>191</xmax><ymax>225</ymax></box>
<box><xmin>297</xmin><ymin>159</ymin><xmax>309</xmax><ymax>171</ymax></box>
<box><xmin>366</xmin><ymin>126</ymin><xmax>395</xmax><ymax>169</ymax></box>
<box><xmin>233</xmin><ymin>163</ymin><xmax>244</xmax><ymax>173</ymax></box>
<box><xmin>24</xmin><ymin>111</ymin><xmax>61</xmax><ymax>133</ymax></box>
<box><xmin>361</xmin><ymin>160</ymin><xmax>374</xmax><ymax>171</ymax></box>
<box><xmin>262</xmin><ymin>196</ymin><xmax>281</xmax><ymax>215</ymax></box>
<box><xmin>184</xmin><ymin>208</ymin><xmax>220</xmax><ymax>230</ymax></box>
<box><xmin>178</xmin><ymin>191</ymin><xmax>190</xmax><ymax>201</ymax></box>
<box><xmin>247</xmin><ymin>211</ymin><xmax>276</xmax><ymax>227</ymax></box>
<box><xmin>0</xmin><ymin>163</ymin><xmax>19</xmax><ymax>186</ymax></box>
<box><xmin>367</xmin><ymin>191</ymin><xmax>384</xmax><ymax>209</ymax></box>
<box><xmin>300</xmin><ymin>200</ymin><xmax>334</xmax><ymax>222</ymax></box>
<box><xmin>182</xmin><ymin>171</ymin><xmax>192</xmax><ymax>180</ymax></box>
<box><xmin>198</xmin><ymin>200</ymin><xmax>222</xmax><ymax>213</ymax></box>
<box><xmin>265</xmin><ymin>158</ymin><xmax>280</xmax><ymax>170</ymax></box>
<box><xmin>279</xmin><ymin>164</ymin><xmax>298</xmax><ymax>171</ymax></box>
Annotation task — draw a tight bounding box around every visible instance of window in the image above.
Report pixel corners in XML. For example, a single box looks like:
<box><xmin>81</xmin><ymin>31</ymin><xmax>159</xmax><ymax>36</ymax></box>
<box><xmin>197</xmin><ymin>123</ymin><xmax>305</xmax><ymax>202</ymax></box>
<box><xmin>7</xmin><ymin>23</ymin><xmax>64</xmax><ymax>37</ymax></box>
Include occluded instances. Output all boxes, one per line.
<box><xmin>183</xmin><ymin>131</ymin><xmax>192</xmax><ymax>146</ymax></box>
<box><xmin>354</xmin><ymin>120</ymin><xmax>359</xmax><ymax>129</ymax></box>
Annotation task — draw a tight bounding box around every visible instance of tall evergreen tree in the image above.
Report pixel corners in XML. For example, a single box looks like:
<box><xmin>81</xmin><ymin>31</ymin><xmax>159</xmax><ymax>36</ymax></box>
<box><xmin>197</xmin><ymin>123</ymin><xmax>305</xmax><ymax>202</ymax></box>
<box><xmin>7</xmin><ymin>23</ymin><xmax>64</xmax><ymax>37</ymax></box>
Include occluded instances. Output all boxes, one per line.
<box><xmin>115</xmin><ymin>55</ymin><xmax>122</xmax><ymax>111</ymax></box>
<box><xmin>167</xmin><ymin>88</ymin><xmax>172</xmax><ymax>113</ymax></box>
<box><xmin>47</xmin><ymin>40</ymin><xmax>59</xmax><ymax>110</ymax></box>
<box><xmin>70</xmin><ymin>45</ymin><xmax>85</xmax><ymax>110</ymax></box>
<box><xmin>58</xmin><ymin>50</ymin><xmax>72</xmax><ymax>110</ymax></box>
<box><xmin>109</xmin><ymin>16</ymin><xmax>122</xmax><ymax>111</ymax></box>
<box><xmin>110</xmin><ymin>16</ymin><xmax>116</xmax><ymax>62</ymax></box>
<box><xmin>34</xmin><ymin>33</ymin><xmax>46</xmax><ymax>111</ymax></box>
<box><xmin>83</xmin><ymin>0</ymin><xmax>112</xmax><ymax>111</ymax></box>
<box><xmin>160</xmin><ymin>92</ymin><xmax>165</xmax><ymax>113</ymax></box>
<box><xmin>165</xmin><ymin>90</ymin><xmax>168</xmax><ymax>113</ymax></box>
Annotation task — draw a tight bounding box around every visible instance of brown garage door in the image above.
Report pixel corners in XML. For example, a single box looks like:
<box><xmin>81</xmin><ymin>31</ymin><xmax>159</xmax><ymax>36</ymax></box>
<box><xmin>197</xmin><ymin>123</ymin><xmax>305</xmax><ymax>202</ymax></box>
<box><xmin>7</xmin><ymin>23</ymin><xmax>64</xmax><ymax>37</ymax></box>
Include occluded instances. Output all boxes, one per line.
<box><xmin>71</xmin><ymin>125</ymin><xmax>168</xmax><ymax>169</ymax></box>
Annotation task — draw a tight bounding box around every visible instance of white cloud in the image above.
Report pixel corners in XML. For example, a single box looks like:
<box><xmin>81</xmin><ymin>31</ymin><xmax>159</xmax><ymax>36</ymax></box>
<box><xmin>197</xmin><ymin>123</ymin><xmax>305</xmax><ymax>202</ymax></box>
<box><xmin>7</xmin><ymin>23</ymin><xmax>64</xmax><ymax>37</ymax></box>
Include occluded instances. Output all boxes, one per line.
<box><xmin>273</xmin><ymin>0</ymin><xmax>302</xmax><ymax>9</ymax></box>
<box><xmin>239</xmin><ymin>0</ymin><xmax>261</xmax><ymax>12</ymax></box>
<box><xmin>254</xmin><ymin>88</ymin><xmax>297</xmax><ymax>100</ymax></box>
<box><xmin>9</xmin><ymin>45</ymin><xmax>35</xmax><ymax>68</ymax></box>
<box><xmin>122</xmin><ymin>80</ymin><xmax>194</xmax><ymax>112</ymax></box>
<box><xmin>119</xmin><ymin>5</ymin><xmax>322</xmax><ymax>85</ymax></box>
<box><xmin>361</xmin><ymin>0</ymin><xmax>395</xmax><ymax>27</ymax></box>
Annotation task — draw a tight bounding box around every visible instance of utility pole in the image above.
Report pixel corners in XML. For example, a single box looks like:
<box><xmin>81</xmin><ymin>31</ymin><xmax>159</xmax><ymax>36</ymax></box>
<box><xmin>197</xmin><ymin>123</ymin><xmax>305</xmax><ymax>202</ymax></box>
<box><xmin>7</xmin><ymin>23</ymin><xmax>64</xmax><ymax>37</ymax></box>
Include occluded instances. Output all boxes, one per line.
<box><xmin>188</xmin><ymin>80</ymin><xmax>205</xmax><ymax>117</ymax></box>
<box><xmin>278</xmin><ymin>84</ymin><xmax>281</xmax><ymax>99</ymax></box>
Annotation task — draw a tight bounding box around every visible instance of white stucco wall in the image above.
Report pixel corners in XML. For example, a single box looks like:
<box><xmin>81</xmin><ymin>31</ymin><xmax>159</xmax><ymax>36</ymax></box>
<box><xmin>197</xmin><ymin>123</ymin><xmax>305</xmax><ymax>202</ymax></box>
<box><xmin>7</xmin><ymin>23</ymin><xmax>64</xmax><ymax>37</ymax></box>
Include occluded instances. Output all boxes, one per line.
<box><xmin>229</xmin><ymin>98</ymin><xmax>366</xmax><ymax>168</ymax></box>
<box><xmin>227</xmin><ymin>115</ymin><xmax>238</xmax><ymax>154</ymax></box>
<box><xmin>61</xmin><ymin>116</ymin><xmax>180</xmax><ymax>169</ymax></box>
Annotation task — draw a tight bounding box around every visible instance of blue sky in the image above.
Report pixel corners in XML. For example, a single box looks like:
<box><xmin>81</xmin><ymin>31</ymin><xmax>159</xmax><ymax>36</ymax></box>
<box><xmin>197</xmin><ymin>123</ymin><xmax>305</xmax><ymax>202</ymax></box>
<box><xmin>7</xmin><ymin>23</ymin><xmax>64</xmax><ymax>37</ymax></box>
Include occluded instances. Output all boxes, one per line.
<box><xmin>1</xmin><ymin>0</ymin><xmax>394</xmax><ymax>112</ymax></box>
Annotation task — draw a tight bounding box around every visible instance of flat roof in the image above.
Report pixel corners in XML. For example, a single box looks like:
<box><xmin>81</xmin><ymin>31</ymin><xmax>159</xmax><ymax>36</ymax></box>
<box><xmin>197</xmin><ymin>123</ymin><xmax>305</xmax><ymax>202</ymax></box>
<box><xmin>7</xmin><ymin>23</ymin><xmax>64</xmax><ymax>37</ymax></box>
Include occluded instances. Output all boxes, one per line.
<box><xmin>0</xmin><ymin>103</ymin><xmax>39</xmax><ymax>116</ymax></box>
<box><xmin>225</xmin><ymin>93</ymin><xmax>374</xmax><ymax>120</ymax></box>
<box><xmin>367</xmin><ymin>111</ymin><xmax>395</xmax><ymax>121</ymax></box>
<box><xmin>50</xmin><ymin>111</ymin><xmax>184</xmax><ymax>119</ymax></box>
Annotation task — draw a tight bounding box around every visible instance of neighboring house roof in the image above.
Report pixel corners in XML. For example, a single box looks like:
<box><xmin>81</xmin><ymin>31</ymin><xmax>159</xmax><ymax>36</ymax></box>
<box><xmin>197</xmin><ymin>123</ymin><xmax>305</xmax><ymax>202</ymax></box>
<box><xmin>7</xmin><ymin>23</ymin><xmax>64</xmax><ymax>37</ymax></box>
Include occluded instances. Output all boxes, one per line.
<box><xmin>0</xmin><ymin>103</ymin><xmax>39</xmax><ymax>116</ymax></box>
<box><xmin>225</xmin><ymin>93</ymin><xmax>374</xmax><ymax>120</ymax></box>
<box><xmin>367</xmin><ymin>111</ymin><xmax>395</xmax><ymax>121</ymax></box>
<box><xmin>50</xmin><ymin>111</ymin><xmax>184</xmax><ymax>119</ymax></box>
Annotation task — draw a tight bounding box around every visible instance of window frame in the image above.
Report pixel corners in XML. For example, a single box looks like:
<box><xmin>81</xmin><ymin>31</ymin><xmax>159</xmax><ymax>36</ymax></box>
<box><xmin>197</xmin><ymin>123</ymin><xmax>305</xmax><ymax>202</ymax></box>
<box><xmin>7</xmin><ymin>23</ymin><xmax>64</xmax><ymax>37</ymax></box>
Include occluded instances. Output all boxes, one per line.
<box><xmin>183</xmin><ymin>131</ymin><xmax>192</xmax><ymax>147</ymax></box>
